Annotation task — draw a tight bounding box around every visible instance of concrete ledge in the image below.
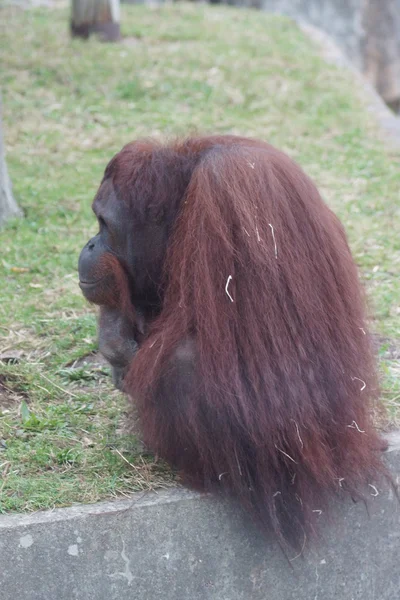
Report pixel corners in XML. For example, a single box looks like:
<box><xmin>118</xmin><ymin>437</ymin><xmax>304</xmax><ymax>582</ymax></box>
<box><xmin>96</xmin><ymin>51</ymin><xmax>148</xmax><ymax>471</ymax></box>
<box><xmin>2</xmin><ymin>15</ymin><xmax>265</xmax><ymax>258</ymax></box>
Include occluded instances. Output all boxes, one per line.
<box><xmin>0</xmin><ymin>432</ymin><xmax>399</xmax><ymax>600</ymax></box>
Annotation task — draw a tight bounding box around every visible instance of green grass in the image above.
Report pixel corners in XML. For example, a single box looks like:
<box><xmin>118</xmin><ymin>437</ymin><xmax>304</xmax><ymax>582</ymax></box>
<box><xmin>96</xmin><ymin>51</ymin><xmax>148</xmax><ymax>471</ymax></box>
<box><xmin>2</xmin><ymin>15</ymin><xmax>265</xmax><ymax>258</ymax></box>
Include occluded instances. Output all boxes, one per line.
<box><xmin>0</xmin><ymin>2</ymin><xmax>399</xmax><ymax>513</ymax></box>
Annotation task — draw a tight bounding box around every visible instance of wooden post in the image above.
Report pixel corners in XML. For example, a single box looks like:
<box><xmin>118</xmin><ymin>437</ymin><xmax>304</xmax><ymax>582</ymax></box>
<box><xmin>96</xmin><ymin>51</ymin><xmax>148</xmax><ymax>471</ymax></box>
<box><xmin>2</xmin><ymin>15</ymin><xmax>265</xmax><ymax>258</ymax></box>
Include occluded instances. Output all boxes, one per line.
<box><xmin>71</xmin><ymin>0</ymin><xmax>121</xmax><ymax>42</ymax></box>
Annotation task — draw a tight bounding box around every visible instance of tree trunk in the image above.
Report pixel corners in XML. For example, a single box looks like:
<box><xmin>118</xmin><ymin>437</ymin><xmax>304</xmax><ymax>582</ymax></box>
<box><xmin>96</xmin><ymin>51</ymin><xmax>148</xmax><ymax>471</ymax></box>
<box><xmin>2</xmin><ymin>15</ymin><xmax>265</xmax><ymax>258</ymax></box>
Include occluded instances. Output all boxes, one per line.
<box><xmin>71</xmin><ymin>0</ymin><xmax>121</xmax><ymax>42</ymax></box>
<box><xmin>362</xmin><ymin>0</ymin><xmax>400</xmax><ymax>112</ymax></box>
<box><xmin>0</xmin><ymin>98</ymin><xmax>22</xmax><ymax>228</ymax></box>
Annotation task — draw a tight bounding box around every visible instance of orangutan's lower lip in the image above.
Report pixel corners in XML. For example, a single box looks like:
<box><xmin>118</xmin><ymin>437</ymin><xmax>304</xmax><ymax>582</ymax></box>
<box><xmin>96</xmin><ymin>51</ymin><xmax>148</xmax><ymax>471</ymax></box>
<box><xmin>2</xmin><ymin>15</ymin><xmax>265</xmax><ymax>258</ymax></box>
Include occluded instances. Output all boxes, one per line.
<box><xmin>79</xmin><ymin>279</ymin><xmax>103</xmax><ymax>289</ymax></box>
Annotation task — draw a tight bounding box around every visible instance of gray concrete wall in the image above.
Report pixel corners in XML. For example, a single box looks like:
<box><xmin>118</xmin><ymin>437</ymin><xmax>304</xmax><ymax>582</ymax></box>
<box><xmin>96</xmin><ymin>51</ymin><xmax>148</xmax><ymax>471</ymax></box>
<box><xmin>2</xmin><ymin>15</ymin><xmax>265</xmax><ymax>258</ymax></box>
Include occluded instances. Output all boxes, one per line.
<box><xmin>0</xmin><ymin>432</ymin><xmax>399</xmax><ymax>600</ymax></box>
<box><xmin>256</xmin><ymin>0</ymin><xmax>400</xmax><ymax>110</ymax></box>
<box><xmin>259</xmin><ymin>0</ymin><xmax>364</xmax><ymax>69</ymax></box>
<box><xmin>299</xmin><ymin>22</ymin><xmax>400</xmax><ymax>149</ymax></box>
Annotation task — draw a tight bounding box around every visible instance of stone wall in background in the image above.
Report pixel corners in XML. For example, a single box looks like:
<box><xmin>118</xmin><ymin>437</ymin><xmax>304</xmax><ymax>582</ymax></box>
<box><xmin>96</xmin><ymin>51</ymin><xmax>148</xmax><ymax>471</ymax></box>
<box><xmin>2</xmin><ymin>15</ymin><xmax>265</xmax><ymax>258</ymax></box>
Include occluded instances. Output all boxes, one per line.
<box><xmin>251</xmin><ymin>0</ymin><xmax>400</xmax><ymax>113</ymax></box>
<box><xmin>164</xmin><ymin>0</ymin><xmax>400</xmax><ymax>112</ymax></box>
<box><xmin>362</xmin><ymin>0</ymin><xmax>400</xmax><ymax>112</ymax></box>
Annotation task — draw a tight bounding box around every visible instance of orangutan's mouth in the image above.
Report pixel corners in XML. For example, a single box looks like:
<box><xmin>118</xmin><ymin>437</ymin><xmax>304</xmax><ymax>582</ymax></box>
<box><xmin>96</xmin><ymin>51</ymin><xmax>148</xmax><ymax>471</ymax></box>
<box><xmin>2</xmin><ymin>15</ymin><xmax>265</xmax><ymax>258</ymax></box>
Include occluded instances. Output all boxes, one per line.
<box><xmin>79</xmin><ymin>278</ymin><xmax>105</xmax><ymax>289</ymax></box>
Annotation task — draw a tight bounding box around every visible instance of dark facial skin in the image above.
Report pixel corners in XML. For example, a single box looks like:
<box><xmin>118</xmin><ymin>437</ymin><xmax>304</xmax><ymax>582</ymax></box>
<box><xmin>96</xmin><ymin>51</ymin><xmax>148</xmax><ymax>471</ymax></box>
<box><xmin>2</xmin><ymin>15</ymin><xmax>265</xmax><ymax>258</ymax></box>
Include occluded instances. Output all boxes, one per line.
<box><xmin>78</xmin><ymin>180</ymin><xmax>142</xmax><ymax>389</ymax></box>
<box><xmin>79</xmin><ymin>173</ymin><xmax>176</xmax><ymax>390</ymax></box>
<box><xmin>78</xmin><ymin>181</ymin><xmax>130</xmax><ymax>301</ymax></box>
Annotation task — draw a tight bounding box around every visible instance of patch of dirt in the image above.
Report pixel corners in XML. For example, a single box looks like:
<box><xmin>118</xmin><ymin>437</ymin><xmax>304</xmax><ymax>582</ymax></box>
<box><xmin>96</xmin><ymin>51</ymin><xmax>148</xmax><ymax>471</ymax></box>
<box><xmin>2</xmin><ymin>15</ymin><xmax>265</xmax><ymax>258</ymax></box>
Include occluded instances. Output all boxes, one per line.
<box><xmin>0</xmin><ymin>374</ymin><xmax>28</xmax><ymax>410</ymax></box>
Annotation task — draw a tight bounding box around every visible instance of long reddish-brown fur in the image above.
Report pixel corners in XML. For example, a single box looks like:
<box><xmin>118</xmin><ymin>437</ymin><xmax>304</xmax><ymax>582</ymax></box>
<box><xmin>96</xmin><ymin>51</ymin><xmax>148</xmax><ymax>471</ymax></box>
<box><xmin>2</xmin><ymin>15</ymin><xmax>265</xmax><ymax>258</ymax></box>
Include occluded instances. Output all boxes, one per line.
<box><xmin>105</xmin><ymin>136</ymin><xmax>388</xmax><ymax>550</ymax></box>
